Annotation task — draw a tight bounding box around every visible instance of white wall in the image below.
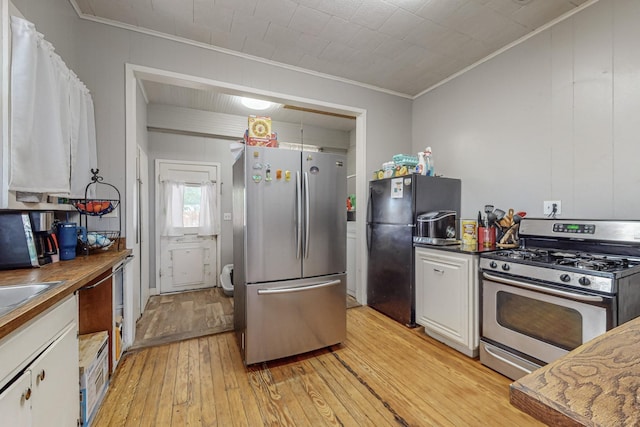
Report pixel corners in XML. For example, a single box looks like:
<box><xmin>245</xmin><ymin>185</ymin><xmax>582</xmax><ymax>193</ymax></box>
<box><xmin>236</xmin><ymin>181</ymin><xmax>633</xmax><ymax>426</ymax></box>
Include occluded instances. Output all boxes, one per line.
<box><xmin>412</xmin><ymin>0</ymin><xmax>640</xmax><ymax>221</ymax></box>
<box><xmin>11</xmin><ymin>0</ymin><xmax>412</xmax><ymax>237</ymax></box>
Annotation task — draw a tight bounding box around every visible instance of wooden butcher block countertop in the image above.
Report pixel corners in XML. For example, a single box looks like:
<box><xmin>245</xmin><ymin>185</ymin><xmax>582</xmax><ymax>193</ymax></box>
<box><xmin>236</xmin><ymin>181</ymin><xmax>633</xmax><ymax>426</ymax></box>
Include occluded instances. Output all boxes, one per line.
<box><xmin>510</xmin><ymin>317</ymin><xmax>640</xmax><ymax>426</ymax></box>
<box><xmin>0</xmin><ymin>249</ymin><xmax>131</xmax><ymax>340</ymax></box>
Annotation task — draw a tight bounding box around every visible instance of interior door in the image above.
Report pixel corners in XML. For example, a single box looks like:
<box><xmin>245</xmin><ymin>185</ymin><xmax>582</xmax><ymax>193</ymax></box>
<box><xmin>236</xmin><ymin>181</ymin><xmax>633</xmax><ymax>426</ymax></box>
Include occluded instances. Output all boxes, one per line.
<box><xmin>303</xmin><ymin>151</ymin><xmax>346</xmax><ymax>277</ymax></box>
<box><xmin>157</xmin><ymin>160</ymin><xmax>219</xmax><ymax>294</ymax></box>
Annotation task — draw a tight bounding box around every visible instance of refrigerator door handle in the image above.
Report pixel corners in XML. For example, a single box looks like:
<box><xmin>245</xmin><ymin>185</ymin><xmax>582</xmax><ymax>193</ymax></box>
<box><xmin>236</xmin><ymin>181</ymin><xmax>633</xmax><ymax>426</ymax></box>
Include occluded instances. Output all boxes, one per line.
<box><xmin>296</xmin><ymin>171</ymin><xmax>302</xmax><ymax>260</ymax></box>
<box><xmin>366</xmin><ymin>187</ymin><xmax>373</xmax><ymax>224</ymax></box>
<box><xmin>366</xmin><ymin>187</ymin><xmax>372</xmax><ymax>252</ymax></box>
<box><xmin>304</xmin><ymin>171</ymin><xmax>310</xmax><ymax>259</ymax></box>
<box><xmin>257</xmin><ymin>279</ymin><xmax>341</xmax><ymax>295</ymax></box>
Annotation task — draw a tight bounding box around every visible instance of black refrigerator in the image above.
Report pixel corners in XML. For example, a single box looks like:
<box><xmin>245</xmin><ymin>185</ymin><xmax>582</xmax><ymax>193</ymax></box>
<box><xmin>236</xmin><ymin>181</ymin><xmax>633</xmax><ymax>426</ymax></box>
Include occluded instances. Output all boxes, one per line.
<box><xmin>366</xmin><ymin>175</ymin><xmax>461</xmax><ymax>326</ymax></box>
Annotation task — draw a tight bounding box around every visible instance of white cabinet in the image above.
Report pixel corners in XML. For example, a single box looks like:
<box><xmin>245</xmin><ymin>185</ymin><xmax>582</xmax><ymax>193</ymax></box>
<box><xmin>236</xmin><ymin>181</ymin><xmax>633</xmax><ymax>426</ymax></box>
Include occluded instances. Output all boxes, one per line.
<box><xmin>0</xmin><ymin>296</ymin><xmax>79</xmax><ymax>427</ymax></box>
<box><xmin>0</xmin><ymin>369</ymin><xmax>31</xmax><ymax>426</ymax></box>
<box><xmin>415</xmin><ymin>247</ymin><xmax>479</xmax><ymax>357</ymax></box>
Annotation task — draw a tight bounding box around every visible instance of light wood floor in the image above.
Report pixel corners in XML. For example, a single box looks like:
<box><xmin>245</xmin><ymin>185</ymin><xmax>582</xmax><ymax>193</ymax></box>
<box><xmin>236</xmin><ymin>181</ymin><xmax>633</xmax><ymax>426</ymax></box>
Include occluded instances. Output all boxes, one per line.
<box><xmin>93</xmin><ymin>306</ymin><xmax>542</xmax><ymax>427</ymax></box>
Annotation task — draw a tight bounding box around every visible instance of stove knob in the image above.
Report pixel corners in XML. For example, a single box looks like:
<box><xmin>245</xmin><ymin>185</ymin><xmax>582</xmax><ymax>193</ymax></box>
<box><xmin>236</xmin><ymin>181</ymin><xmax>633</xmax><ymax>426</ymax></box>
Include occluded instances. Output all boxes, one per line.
<box><xmin>560</xmin><ymin>274</ymin><xmax>571</xmax><ymax>283</ymax></box>
<box><xmin>579</xmin><ymin>277</ymin><xmax>591</xmax><ymax>286</ymax></box>
<box><xmin>490</xmin><ymin>261</ymin><xmax>497</xmax><ymax>269</ymax></box>
<box><xmin>501</xmin><ymin>264</ymin><xmax>510</xmax><ymax>271</ymax></box>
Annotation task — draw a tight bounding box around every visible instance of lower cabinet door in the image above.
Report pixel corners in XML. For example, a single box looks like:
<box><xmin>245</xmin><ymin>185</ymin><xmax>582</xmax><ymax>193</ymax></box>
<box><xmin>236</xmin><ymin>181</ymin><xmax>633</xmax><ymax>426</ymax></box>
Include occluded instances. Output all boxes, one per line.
<box><xmin>31</xmin><ymin>323</ymin><xmax>79</xmax><ymax>427</ymax></box>
<box><xmin>0</xmin><ymin>370</ymin><xmax>32</xmax><ymax>427</ymax></box>
<box><xmin>415</xmin><ymin>248</ymin><xmax>472</xmax><ymax>349</ymax></box>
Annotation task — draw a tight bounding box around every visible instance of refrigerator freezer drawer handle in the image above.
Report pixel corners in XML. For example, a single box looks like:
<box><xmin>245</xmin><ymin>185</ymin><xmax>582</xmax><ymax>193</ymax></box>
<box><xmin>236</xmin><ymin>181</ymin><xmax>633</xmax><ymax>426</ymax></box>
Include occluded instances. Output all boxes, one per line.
<box><xmin>257</xmin><ymin>279</ymin><xmax>341</xmax><ymax>295</ymax></box>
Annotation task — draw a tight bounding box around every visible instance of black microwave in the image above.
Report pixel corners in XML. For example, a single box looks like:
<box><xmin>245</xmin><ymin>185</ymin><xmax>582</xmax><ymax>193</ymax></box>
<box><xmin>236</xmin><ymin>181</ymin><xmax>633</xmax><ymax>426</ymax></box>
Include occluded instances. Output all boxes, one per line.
<box><xmin>0</xmin><ymin>212</ymin><xmax>39</xmax><ymax>270</ymax></box>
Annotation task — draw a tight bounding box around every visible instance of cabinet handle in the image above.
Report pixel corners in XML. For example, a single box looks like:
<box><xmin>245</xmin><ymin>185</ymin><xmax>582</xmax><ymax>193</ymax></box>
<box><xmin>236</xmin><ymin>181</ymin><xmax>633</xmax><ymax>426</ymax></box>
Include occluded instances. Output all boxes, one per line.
<box><xmin>23</xmin><ymin>387</ymin><xmax>32</xmax><ymax>401</ymax></box>
<box><xmin>433</xmin><ymin>268</ymin><xmax>445</xmax><ymax>274</ymax></box>
<box><xmin>38</xmin><ymin>370</ymin><xmax>46</xmax><ymax>382</ymax></box>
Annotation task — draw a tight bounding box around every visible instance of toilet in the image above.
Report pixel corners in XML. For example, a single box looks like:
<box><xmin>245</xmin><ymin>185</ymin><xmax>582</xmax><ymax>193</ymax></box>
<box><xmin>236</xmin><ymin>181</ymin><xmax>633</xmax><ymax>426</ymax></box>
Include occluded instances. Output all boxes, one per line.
<box><xmin>220</xmin><ymin>264</ymin><xmax>234</xmax><ymax>296</ymax></box>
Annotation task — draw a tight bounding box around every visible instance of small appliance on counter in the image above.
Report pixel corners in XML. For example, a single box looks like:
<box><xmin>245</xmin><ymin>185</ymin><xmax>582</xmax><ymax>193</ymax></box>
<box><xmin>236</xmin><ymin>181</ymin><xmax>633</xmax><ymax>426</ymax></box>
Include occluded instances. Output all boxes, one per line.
<box><xmin>413</xmin><ymin>210</ymin><xmax>459</xmax><ymax>245</ymax></box>
<box><xmin>29</xmin><ymin>211</ymin><xmax>59</xmax><ymax>265</ymax></box>
<box><xmin>0</xmin><ymin>212</ymin><xmax>39</xmax><ymax>270</ymax></box>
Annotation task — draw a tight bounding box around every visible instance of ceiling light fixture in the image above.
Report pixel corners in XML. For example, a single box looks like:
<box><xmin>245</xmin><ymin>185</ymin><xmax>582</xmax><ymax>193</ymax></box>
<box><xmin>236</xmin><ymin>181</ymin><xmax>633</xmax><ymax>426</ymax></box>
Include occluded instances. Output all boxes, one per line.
<box><xmin>240</xmin><ymin>97</ymin><xmax>274</xmax><ymax>110</ymax></box>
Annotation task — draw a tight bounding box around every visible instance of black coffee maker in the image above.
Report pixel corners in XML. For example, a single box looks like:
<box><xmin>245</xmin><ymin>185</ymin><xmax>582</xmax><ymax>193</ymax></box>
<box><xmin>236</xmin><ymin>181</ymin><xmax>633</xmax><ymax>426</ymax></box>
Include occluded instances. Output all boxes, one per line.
<box><xmin>29</xmin><ymin>212</ymin><xmax>59</xmax><ymax>265</ymax></box>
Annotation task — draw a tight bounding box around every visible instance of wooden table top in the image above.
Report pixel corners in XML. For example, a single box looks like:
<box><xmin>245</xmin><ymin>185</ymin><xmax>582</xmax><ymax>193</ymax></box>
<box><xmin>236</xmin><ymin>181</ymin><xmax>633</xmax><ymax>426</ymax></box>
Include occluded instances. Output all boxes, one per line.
<box><xmin>0</xmin><ymin>250</ymin><xmax>132</xmax><ymax>340</ymax></box>
<box><xmin>510</xmin><ymin>317</ymin><xmax>640</xmax><ymax>426</ymax></box>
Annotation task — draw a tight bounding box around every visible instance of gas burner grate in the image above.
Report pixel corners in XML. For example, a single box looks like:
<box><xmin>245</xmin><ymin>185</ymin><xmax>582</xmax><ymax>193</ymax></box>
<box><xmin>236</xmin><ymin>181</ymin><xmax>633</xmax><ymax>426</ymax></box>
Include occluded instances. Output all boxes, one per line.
<box><xmin>555</xmin><ymin>255</ymin><xmax>631</xmax><ymax>272</ymax></box>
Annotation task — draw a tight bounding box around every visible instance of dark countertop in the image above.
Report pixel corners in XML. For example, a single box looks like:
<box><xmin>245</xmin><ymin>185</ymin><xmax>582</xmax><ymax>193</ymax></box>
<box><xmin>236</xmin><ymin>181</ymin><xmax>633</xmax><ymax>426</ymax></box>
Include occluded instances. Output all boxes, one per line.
<box><xmin>510</xmin><ymin>316</ymin><xmax>640</xmax><ymax>426</ymax></box>
<box><xmin>0</xmin><ymin>250</ymin><xmax>132</xmax><ymax>340</ymax></box>
<box><xmin>414</xmin><ymin>242</ymin><xmax>499</xmax><ymax>255</ymax></box>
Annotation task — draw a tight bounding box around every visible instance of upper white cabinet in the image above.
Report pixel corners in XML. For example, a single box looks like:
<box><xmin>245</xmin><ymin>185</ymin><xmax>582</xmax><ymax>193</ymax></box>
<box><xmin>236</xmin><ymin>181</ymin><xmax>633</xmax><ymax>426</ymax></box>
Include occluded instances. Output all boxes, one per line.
<box><xmin>415</xmin><ymin>246</ymin><xmax>479</xmax><ymax>358</ymax></box>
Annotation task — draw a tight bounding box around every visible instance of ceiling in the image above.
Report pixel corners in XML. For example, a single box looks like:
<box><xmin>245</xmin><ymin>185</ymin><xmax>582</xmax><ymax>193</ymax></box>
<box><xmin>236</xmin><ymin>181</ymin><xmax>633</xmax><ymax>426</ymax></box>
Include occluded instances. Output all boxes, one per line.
<box><xmin>70</xmin><ymin>0</ymin><xmax>591</xmax><ymax>131</ymax></box>
<box><xmin>141</xmin><ymin>80</ymin><xmax>358</xmax><ymax>131</ymax></box>
<box><xmin>71</xmin><ymin>0</ymin><xmax>590</xmax><ymax>97</ymax></box>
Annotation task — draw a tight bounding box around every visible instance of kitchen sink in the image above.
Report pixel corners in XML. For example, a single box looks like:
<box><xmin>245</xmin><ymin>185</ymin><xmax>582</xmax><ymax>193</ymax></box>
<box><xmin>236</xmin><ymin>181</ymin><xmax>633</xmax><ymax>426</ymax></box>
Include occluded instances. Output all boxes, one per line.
<box><xmin>0</xmin><ymin>281</ymin><xmax>64</xmax><ymax>317</ymax></box>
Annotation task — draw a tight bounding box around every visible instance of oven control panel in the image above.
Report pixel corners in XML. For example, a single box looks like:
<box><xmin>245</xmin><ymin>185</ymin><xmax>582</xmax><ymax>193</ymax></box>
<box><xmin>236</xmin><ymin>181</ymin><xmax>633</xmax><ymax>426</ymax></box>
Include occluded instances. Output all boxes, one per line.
<box><xmin>553</xmin><ymin>223</ymin><xmax>596</xmax><ymax>234</ymax></box>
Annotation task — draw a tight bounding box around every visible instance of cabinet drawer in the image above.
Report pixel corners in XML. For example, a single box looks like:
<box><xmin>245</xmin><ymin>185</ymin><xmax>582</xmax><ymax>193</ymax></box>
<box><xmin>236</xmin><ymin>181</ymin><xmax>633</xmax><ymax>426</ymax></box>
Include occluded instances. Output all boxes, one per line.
<box><xmin>0</xmin><ymin>296</ymin><xmax>77</xmax><ymax>388</ymax></box>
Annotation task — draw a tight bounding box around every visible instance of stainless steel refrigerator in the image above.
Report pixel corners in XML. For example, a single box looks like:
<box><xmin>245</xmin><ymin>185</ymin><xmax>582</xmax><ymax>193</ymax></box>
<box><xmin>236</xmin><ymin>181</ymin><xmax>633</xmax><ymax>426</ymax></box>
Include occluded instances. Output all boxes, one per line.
<box><xmin>367</xmin><ymin>175</ymin><xmax>461</xmax><ymax>326</ymax></box>
<box><xmin>233</xmin><ymin>146</ymin><xmax>347</xmax><ymax>365</ymax></box>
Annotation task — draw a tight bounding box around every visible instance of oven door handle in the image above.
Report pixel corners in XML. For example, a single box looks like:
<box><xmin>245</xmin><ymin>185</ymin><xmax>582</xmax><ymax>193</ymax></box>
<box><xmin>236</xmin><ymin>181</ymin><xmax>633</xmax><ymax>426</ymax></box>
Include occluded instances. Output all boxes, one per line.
<box><xmin>482</xmin><ymin>272</ymin><xmax>605</xmax><ymax>303</ymax></box>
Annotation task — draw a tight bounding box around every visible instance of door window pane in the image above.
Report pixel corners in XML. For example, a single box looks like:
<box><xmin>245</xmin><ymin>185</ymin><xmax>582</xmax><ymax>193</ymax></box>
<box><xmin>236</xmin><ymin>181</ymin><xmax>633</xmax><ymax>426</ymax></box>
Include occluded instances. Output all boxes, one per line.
<box><xmin>183</xmin><ymin>185</ymin><xmax>201</xmax><ymax>228</ymax></box>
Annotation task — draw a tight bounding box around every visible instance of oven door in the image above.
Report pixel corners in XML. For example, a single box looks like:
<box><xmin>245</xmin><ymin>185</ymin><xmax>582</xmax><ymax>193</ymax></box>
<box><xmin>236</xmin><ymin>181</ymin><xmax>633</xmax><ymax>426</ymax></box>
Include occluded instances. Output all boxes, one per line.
<box><xmin>482</xmin><ymin>271</ymin><xmax>613</xmax><ymax>365</ymax></box>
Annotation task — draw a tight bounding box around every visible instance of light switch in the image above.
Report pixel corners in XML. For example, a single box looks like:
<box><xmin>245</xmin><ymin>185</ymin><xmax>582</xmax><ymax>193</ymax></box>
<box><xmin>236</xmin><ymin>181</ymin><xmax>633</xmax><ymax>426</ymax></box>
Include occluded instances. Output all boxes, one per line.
<box><xmin>223</xmin><ymin>213</ymin><xmax>232</xmax><ymax>221</ymax></box>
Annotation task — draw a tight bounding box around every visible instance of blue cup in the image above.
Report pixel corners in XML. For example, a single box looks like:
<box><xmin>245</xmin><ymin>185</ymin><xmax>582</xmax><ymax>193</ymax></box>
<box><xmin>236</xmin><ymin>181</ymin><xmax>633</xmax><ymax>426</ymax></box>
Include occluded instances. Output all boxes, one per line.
<box><xmin>57</xmin><ymin>222</ymin><xmax>87</xmax><ymax>261</ymax></box>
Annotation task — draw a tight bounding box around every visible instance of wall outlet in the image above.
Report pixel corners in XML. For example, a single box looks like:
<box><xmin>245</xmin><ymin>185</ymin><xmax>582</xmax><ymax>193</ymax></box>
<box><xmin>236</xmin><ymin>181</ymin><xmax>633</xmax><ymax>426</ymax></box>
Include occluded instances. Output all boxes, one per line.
<box><xmin>223</xmin><ymin>212</ymin><xmax>232</xmax><ymax>221</ymax></box>
<box><xmin>543</xmin><ymin>200</ymin><xmax>562</xmax><ymax>216</ymax></box>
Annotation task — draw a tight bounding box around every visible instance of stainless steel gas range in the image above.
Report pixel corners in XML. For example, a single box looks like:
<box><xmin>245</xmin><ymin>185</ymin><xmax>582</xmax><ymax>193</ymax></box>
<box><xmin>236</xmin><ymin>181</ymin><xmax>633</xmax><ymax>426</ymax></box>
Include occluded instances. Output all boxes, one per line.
<box><xmin>479</xmin><ymin>218</ymin><xmax>640</xmax><ymax>380</ymax></box>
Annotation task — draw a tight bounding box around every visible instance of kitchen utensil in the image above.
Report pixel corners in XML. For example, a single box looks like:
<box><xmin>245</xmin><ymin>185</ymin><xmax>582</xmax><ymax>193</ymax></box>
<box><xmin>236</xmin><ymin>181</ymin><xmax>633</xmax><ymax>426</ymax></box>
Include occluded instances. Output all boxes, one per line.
<box><xmin>484</xmin><ymin>205</ymin><xmax>494</xmax><ymax>215</ymax></box>
<box><xmin>493</xmin><ymin>209</ymin><xmax>506</xmax><ymax>221</ymax></box>
<box><xmin>487</xmin><ymin>211</ymin><xmax>497</xmax><ymax>227</ymax></box>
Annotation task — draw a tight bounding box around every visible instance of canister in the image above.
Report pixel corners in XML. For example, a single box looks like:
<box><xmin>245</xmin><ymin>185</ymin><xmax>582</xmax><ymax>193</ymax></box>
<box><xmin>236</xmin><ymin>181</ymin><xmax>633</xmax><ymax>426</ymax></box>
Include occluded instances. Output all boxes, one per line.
<box><xmin>461</xmin><ymin>220</ymin><xmax>477</xmax><ymax>247</ymax></box>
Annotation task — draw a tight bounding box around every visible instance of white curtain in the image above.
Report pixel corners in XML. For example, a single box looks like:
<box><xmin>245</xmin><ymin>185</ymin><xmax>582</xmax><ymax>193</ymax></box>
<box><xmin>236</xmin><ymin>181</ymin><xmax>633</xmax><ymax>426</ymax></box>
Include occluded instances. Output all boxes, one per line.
<box><xmin>9</xmin><ymin>16</ymin><xmax>97</xmax><ymax>196</ymax></box>
<box><xmin>161</xmin><ymin>180</ymin><xmax>185</xmax><ymax>237</ymax></box>
<box><xmin>198</xmin><ymin>181</ymin><xmax>219</xmax><ymax>236</ymax></box>
<box><xmin>70</xmin><ymin>73</ymin><xmax>98</xmax><ymax>198</ymax></box>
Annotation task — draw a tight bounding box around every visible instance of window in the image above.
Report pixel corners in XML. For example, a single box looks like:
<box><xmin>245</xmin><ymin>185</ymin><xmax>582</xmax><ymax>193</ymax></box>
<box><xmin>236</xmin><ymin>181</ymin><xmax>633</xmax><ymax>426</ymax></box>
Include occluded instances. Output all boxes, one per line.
<box><xmin>182</xmin><ymin>185</ymin><xmax>202</xmax><ymax>228</ymax></box>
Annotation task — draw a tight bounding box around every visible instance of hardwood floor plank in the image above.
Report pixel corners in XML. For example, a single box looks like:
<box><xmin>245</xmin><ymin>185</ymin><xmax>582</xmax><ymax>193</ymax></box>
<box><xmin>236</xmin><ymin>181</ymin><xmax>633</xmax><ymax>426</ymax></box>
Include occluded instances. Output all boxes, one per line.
<box><xmin>138</xmin><ymin>344</ymin><xmax>171</xmax><ymax>427</ymax></box>
<box><xmin>307</xmin><ymin>351</ymin><xmax>397</xmax><ymax>426</ymax></box>
<box><xmin>93</xmin><ymin>306</ymin><xmax>543</xmax><ymax>427</ymax></box>
<box><xmin>197</xmin><ymin>336</ymin><xmax>218</xmax><ymax>426</ymax></box>
<box><xmin>185</xmin><ymin>338</ymin><xmax>203</xmax><ymax>426</ymax></box>
<box><xmin>266</xmin><ymin>358</ymin><xmax>322</xmax><ymax>426</ymax></box>
<box><xmin>224</xmin><ymin>333</ymin><xmax>268</xmax><ymax>426</ymax></box>
<box><xmin>156</xmin><ymin>341</ymin><xmax>180</xmax><ymax>425</ymax></box>
<box><xmin>208</xmin><ymin>334</ymin><xmax>235</xmax><ymax>425</ymax></box>
<box><xmin>292</xmin><ymin>358</ymin><xmax>356</xmax><ymax>426</ymax></box>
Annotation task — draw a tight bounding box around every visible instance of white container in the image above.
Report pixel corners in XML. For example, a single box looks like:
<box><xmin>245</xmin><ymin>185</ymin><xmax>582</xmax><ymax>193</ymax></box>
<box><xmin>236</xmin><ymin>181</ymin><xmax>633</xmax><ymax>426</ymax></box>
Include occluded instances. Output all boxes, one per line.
<box><xmin>79</xmin><ymin>331</ymin><xmax>109</xmax><ymax>427</ymax></box>
<box><xmin>220</xmin><ymin>264</ymin><xmax>234</xmax><ymax>296</ymax></box>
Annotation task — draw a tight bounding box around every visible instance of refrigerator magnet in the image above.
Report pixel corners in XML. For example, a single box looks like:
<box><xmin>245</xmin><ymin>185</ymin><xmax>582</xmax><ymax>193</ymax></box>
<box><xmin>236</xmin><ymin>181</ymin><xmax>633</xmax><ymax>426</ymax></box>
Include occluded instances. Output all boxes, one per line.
<box><xmin>285</xmin><ymin>170</ymin><xmax>291</xmax><ymax>181</ymax></box>
<box><xmin>391</xmin><ymin>178</ymin><xmax>404</xmax><ymax>198</ymax></box>
<box><xmin>252</xmin><ymin>174</ymin><xmax>262</xmax><ymax>183</ymax></box>
<box><xmin>276</xmin><ymin>169</ymin><xmax>282</xmax><ymax>180</ymax></box>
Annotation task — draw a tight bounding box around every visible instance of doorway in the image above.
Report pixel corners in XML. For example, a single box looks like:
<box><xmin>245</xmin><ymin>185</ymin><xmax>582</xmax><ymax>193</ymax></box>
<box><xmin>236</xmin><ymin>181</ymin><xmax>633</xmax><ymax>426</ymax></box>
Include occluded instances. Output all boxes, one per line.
<box><xmin>156</xmin><ymin>159</ymin><xmax>220</xmax><ymax>294</ymax></box>
<box><xmin>124</xmin><ymin>64</ymin><xmax>367</xmax><ymax>347</ymax></box>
